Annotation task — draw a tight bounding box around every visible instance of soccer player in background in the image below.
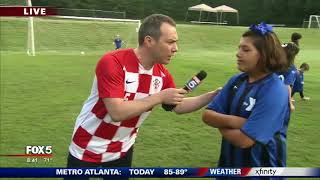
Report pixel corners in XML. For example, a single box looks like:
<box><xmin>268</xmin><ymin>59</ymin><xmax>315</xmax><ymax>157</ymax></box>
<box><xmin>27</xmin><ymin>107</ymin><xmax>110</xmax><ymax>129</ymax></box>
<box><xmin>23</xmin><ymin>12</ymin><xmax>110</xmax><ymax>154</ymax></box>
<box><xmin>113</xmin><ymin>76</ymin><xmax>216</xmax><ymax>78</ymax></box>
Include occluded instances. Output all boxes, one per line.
<box><xmin>292</xmin><ymin>63</ymin><xmax>310</xmax><ymax>101</ymax></box>
<box><xmin>202</xmin><ymin>23</ymin><xmax>290</xmax><ymax>171</ymax></box>
<box><xmin>291</xmin><ymin>32</ymin><xmax>302</xmax><ymax>46</ymax></box>
<box><xmin>113</xmin><ymin>34</ymin><xmax>123</xmax><ymax>50</ymax></box>
<box><xmin>278</xmin><ymin>42</ymin><xmax>300</xmax><ymax>111</ymax></box>
<box><xmin>65</xmin><ymin>14</ymin><xmax>220</xmax><ymax>180</ymax></box>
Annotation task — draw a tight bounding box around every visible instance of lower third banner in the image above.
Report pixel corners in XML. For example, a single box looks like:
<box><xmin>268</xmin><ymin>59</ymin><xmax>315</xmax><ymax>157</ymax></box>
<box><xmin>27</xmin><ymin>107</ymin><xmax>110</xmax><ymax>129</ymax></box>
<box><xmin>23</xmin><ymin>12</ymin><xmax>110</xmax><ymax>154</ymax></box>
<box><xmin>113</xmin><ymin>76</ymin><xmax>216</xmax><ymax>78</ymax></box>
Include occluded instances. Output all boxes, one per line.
<box><xmin>0</xmin><ymin>168</ymin><xmax>319</xmax><ymax>178</ymax></box>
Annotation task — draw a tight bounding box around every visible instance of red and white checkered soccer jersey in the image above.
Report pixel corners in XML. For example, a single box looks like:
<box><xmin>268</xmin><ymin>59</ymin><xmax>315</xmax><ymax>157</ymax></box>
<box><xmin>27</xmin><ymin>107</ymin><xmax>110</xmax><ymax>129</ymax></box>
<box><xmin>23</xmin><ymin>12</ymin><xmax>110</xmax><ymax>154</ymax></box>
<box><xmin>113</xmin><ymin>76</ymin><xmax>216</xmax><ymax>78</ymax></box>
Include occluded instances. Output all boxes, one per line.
<box><xmin>69</xmin><ymin>49</ymin><xmax>175</xmax><ymax>163</ymax></box>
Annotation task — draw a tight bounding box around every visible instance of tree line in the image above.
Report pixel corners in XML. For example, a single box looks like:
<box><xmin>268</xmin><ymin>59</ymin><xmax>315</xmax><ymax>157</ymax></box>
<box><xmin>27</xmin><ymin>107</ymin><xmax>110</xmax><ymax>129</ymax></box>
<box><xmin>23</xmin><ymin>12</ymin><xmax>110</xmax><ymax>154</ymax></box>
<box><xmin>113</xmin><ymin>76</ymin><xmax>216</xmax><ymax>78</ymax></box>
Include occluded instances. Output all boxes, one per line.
<box><xmin>33</xmin><ymin>0</ymin><xmax>320</xmax><ymax>26</ymax></box>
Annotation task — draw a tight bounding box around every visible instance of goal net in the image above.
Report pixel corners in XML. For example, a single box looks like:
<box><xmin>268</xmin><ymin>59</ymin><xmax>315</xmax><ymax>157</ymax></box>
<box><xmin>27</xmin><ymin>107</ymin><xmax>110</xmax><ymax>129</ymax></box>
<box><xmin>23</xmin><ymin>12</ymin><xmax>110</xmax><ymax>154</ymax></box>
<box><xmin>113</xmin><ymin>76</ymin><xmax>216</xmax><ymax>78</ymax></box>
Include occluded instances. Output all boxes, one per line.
<box><xmin>57</xmin><ymin>8</ymin><xmax>126</xmax><ymax>19</ymax></box>
<box><xmin>0</xmin><ymin>1</ymin><xmax>140</xmax><ymax>55</ymax></box>
<box><xmin>30</xmin><ymin>16</ymin><xmax>140</xmax><ymax>55</ymax></box>
<box><xmin>0</xmin><ymin>0</ymin><xmax>31</xmax><ymax>54</ymax></box>
<box><xmin>307</xmin><ymin>15</ymin><xmax>320</xmax><ymax>29</ymax></box>
<box><xmin>0</xmin><ymin>0</ymin><xmax>26</xmax><ymax>6</ymax></box>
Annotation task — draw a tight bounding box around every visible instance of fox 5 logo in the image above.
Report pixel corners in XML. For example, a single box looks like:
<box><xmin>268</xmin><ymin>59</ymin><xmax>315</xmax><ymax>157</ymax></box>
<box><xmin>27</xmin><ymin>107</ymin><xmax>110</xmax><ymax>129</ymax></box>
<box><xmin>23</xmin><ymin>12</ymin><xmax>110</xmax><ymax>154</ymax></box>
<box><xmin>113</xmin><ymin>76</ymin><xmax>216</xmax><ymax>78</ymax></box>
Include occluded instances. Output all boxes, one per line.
<box><xmin>25</xmin><ymin>146</ymin><xmax>52</xmax><ymax>154</ymax></box>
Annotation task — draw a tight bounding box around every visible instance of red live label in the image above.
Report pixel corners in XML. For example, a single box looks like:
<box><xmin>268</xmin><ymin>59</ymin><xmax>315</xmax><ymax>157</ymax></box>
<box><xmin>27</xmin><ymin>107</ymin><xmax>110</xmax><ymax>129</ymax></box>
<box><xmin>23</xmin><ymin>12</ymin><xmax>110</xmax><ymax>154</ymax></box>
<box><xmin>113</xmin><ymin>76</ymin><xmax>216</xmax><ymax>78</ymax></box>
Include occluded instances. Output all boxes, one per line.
<box><xmin>0</xmin><ymin>7</ymin><xmax>57</xmax><ymax>16</ymax></box>
<box><xmin>24</xmin><ymin>7</ymin><xmax>46</xmax><ymax>16</ymax></box>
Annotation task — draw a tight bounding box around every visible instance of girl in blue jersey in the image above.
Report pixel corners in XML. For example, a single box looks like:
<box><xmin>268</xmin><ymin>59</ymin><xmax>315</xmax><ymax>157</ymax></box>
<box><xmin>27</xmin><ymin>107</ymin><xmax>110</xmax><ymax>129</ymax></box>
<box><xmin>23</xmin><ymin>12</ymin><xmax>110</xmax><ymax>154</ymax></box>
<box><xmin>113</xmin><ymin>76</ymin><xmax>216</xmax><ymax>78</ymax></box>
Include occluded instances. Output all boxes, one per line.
<box><xmin>202</xmin><ymin>23</ymin><xmax>291</xmax><ymax>170</ymax></box>
<box><xmin>291</xmin><ymin>32</ymin><xmax>302</xmax><ymax>47</ymax></box>
<box><xmin>113</xmin><ymin>34</ymin><xmax>123</xmax><ymax>50</ymax></box>
<box><xmin>292</xmin><ymin>63</ymin><xmax>310</xmax><ymax>100</ymax></box>
<box><xmin>278</xmin><ymin>42</ymin><xmax>300</xmax><ymax>111</ymax></box>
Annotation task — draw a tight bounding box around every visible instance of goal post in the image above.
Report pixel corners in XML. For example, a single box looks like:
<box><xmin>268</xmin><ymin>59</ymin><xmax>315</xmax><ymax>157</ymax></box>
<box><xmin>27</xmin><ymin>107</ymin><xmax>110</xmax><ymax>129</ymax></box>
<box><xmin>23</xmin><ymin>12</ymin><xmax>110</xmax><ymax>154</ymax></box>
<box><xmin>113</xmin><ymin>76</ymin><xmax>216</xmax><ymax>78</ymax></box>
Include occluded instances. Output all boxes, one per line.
<box><xmin>0</xmin><ymin>0</ymin><xmax>37</xmax><ymax>55</ymax></box>
<box><xmin>27</xmin><ymin>0</ymin><xmax>35</xmax><ymax>56</ymax></box>
<box><xmin>1</xmin><ymin>0</ymin><xmax>140</xmax><ymax>56</ymax></box>
<box><xmin>307</xmin><ymin>15</ymin><xmax>320</xmax><ymax>29</ymax></box>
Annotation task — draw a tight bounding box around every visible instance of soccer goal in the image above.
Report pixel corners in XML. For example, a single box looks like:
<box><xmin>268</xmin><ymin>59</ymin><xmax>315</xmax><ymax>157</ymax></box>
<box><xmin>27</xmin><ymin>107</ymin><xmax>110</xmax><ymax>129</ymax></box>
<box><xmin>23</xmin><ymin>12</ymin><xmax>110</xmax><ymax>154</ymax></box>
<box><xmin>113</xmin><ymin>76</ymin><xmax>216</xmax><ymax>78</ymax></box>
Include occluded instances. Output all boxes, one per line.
<box><xmin>29</xmin><ymin>8</ymin><xmax>140</xmax><ymax>55</ymax></box>
<box><xmin>1</xmin><ymin>0</ymin><xmax>141</xmax><ymax>56</ymax></box>
<box><xmin>307</xmin><ymin>15</ymin><xmax>320</xmax><ymax>29</ymax></box>
<box><xmin>0</xmin><ymin>0</ymin><xmax>36</xmax><ymax>55</ymax></box>
<box><xmin>27</xmin><ymin>15</ymin><xmax>141</xmax><ymax>55</ymax></box>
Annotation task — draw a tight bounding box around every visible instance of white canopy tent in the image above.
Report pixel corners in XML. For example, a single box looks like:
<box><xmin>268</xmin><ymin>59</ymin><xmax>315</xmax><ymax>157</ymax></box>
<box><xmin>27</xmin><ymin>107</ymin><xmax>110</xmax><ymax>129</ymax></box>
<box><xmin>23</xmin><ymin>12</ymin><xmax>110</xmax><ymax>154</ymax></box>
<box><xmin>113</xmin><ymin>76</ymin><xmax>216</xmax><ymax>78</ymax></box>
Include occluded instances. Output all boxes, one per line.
<box><xmin>211</xmin><ymin>5</ymin><xmax>239</xmax><ymax>24</ymax></box>
<box><xmin>185</xmin><ymin>4</ymin><xmax>217</xmax><ymax>22</ymax></box>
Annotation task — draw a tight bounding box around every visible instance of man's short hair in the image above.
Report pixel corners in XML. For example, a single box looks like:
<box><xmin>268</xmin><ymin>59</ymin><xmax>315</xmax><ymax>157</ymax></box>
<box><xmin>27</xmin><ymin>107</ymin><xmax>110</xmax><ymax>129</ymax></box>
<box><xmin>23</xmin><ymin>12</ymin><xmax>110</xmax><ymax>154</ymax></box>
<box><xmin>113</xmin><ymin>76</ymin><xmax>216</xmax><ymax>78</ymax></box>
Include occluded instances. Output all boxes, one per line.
<box><xmin>138</xmin><ymin>14</ymin><xmax>176</xmax><ymax>46</ymax></box>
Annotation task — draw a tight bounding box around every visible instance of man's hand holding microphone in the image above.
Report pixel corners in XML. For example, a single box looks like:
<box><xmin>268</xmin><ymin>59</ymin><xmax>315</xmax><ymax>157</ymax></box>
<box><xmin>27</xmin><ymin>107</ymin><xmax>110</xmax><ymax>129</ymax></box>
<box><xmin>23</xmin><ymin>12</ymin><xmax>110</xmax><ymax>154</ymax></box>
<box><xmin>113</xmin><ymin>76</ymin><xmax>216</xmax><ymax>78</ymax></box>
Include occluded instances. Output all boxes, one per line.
<box><xmin>158</xmin><ymin>88</ymin><xmax>188</xmax><ymax>106</ymax></box>
<box><xmin>162</xmin><ymin>70</ymin><xmax>208</xmax><ymax>111</ymax></box>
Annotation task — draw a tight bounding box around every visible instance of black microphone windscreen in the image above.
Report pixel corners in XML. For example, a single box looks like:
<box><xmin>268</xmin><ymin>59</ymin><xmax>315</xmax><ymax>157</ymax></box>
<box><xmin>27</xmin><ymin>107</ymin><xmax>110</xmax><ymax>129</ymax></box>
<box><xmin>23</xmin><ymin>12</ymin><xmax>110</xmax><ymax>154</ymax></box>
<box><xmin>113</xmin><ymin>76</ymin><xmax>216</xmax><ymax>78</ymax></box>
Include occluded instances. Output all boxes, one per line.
<box><xmin>196</xmin><ymin>70</ymin><xmax>207</xmax><ymax>81</ymax></box>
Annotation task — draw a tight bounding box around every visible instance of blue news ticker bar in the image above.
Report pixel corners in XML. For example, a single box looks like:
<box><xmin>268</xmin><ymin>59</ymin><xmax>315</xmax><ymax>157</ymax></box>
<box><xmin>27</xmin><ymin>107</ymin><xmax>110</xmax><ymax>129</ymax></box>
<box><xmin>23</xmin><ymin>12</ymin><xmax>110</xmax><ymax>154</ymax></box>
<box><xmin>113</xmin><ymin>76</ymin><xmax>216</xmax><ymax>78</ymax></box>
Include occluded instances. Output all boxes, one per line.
<box><xmin>0</xmin><ymin>168</ymin><xmax>237</xmax><ymax>178</ymax></box>
<box><xmin>0</xmin><ymin>168</ymin><xmax>319</xmax><ymax>178</ymax></box>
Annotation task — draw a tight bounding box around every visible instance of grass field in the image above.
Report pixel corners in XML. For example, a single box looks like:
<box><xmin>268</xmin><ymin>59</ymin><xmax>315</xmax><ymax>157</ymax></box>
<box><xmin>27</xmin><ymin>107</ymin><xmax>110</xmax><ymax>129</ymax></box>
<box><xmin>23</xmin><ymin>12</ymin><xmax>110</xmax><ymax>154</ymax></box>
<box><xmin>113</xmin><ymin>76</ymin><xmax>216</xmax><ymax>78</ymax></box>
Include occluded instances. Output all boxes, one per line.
<box><xmin>0</xmin><ymin>18</ymin><xmax>320</xmax><ymax>180</ymax></box>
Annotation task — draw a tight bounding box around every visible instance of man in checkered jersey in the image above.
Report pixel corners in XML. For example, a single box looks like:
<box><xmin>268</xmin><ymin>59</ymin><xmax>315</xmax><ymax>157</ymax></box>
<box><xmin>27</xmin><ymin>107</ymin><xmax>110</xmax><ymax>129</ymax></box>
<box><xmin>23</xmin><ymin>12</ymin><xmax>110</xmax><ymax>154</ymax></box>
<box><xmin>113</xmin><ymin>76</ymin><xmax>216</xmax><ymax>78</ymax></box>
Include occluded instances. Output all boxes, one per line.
<box><xmin>66</xmin><ymin>14</ymin><xmax>220</xmax><ymax>180</ymax></box>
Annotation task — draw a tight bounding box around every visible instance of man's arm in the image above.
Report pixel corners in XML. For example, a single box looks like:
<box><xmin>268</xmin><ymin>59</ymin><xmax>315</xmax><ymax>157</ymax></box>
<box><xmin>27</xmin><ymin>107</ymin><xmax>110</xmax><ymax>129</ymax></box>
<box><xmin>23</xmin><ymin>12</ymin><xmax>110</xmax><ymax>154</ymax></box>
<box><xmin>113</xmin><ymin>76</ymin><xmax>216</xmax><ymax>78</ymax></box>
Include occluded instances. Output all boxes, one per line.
<box><xmin>173</xmin><ymin>88</ymin><xmax>221</xmax><ymax>114</ymax></box>
<box><xmin>103</xmin><ymin>88</ymin><xmax>187</xmax><ymax>122</ymax></box>
<box><xmin>219</xmin><ymin>128</ymin><xmax>255</xmax><ymax>148</ymax></box>
<box><xmin>202</xmin><ymin>110</ymin><xmax>247</xmax><ymax>129</ymax></box>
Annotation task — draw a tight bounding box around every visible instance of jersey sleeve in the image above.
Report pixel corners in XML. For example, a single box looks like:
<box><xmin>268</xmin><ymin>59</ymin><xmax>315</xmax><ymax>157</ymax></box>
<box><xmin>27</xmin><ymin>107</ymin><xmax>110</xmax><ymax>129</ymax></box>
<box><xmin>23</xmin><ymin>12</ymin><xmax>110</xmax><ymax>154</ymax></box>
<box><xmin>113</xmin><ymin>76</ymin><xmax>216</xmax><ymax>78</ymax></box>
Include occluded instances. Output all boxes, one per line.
<box><xmin>284</xmin><ymin>66</ymin><xmax>297</xmax><ymax>86</ymax></box>
<box><xmin>240</xmin><ymin>83</ymin><xmax>289</xmax><ymax>145</ymax></box>
<box><xmin>161</xmin><ymin>69</ymin><xmax>176</xmax><ymax>89</ymax></box>
<box><xmin>96</xmin><ymin>55</ymin><xmax>125</xmax><ymax>98</ymax></box>
<box><xmin>207</xmin><ymin>75</ymin><xmax>239</xmax><ymax>114</ymax></box>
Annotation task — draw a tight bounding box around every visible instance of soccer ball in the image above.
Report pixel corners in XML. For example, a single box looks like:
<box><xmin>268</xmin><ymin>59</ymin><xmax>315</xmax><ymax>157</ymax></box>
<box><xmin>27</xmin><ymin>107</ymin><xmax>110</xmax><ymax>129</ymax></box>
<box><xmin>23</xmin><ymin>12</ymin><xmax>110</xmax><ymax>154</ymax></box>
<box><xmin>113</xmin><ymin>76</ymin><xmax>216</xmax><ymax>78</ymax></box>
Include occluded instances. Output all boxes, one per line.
<box><xmin>81</xmin><ymin>51</ymin><xmax>85</xmax><ymax>55</ymax></box>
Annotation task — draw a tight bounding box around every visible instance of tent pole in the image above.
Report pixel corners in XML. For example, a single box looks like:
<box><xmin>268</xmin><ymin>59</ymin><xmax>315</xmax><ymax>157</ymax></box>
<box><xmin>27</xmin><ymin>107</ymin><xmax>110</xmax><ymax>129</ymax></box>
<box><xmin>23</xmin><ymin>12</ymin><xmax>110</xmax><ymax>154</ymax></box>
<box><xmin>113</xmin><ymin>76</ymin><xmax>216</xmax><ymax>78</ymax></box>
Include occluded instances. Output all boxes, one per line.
<box><xmin>185</xmin><ymin>11</ymin><xmax>189</xmax><ymax>21</ymax></box>
<box><xmin>216</xmin><ymin>12</ymin><xmax>218</xmax><ymax>23</ymax></box>
<box><xmin>199</xmin><ymin>10</ymin><xmax>202</xmax><ymax>22</ymax></box>
<box><xmin>237</xmin><ymin>12</ymin><xmax>239</xmax><ymax>24</ymax></box>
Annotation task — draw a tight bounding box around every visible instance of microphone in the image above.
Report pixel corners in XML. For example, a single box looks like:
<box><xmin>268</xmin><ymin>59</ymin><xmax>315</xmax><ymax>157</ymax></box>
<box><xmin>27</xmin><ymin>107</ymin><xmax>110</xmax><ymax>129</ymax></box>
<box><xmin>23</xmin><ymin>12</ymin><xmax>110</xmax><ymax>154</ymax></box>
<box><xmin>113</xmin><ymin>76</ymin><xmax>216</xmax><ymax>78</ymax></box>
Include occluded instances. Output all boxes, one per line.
<box><xmin>162</xmin><ymin>70</ymin><xmax>207</xmax><ymax>111</ymax></box>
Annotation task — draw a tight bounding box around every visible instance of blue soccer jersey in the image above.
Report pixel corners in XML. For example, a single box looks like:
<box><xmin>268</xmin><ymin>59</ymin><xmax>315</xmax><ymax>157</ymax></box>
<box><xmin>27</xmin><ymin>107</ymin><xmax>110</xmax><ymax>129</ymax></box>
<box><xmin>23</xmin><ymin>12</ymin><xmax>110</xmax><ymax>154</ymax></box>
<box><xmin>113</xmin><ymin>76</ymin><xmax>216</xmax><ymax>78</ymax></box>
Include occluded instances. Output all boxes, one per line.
<box><xmin>114</xmin><ymin>38</ymin><xmax>122</xmax><ymax>49</ymax></box>
<box><xmin>277</xmin><ymin>64</ymin><xmax>297</xmax><ymax>86</ymax></box>
<box><xmin>207</xmin><ymin>73</ymin><xmax>290</xmax><ymax>169</ymax></box>
<box><xmin>293</xmin><ymin>71</ymin><xmax>304</xmax><ymax>93</ymax></box>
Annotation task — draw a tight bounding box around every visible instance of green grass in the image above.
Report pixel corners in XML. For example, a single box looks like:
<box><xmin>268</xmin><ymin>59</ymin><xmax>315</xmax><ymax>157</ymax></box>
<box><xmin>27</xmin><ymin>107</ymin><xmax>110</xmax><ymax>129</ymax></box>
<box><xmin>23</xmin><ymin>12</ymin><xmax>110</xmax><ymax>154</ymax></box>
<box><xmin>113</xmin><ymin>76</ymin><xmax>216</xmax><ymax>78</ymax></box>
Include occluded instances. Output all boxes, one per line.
<box><xmin>1</xmin><ymin>18</ymin><xmax>320</xmax><ymax>180</ymax></box>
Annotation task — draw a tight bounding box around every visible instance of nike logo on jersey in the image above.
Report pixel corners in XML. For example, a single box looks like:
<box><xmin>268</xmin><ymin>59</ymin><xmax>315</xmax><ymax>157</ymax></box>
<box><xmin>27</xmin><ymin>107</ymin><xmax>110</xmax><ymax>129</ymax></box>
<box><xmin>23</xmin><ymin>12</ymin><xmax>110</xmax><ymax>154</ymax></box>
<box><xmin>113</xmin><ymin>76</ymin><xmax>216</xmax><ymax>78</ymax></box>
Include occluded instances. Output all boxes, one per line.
<box><xmin>126</xmin><ymin>80</ymin><xmax>135</xmax><ymax>84</ymax></box>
